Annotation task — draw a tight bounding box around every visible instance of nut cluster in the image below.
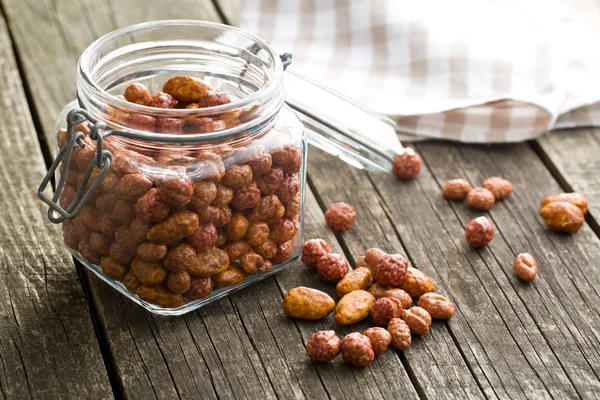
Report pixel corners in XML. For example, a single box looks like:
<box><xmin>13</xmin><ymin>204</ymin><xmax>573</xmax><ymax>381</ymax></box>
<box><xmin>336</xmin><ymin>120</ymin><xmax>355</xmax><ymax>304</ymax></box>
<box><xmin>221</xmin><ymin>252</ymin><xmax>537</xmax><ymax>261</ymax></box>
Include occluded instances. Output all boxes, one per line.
<box><xmin>60</xmin><ymin>76</ymin><xmax>303</xmax><ymax>308</ymax></box>
<box><xmin>291</xmin><ymin>245</ymin><xmax>455</xmax><ymax>368</ymax></box>
<box><xmin>442</xmin><ymin>176</ymin><xmax>512</xmax><ymax>210</ymax></box>
<box><xmin>110</xmin><ymin>77</ymin><xmax>245</xmax><ymax>134</ymax></box>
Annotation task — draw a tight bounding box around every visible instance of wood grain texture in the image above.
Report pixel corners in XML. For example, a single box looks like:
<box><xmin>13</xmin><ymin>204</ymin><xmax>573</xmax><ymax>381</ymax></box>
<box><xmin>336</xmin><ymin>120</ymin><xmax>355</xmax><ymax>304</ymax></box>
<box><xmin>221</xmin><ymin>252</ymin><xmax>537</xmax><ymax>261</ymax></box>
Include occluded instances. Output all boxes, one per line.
<box><xmin>0</xmin><ymin>14</ymin><xmax>112</xmax><ymax>400</ymax></box>
<box><xmin>86</xmin><ymin>188</ymin><xmax>420</xmax><ymax>399</ymax></box>
<box><xmin>7</xmin><ymin>0</ymin><xmax>600</xmax><ymax>398</ymax></box>
<box><xmin>308</xmin><ymin>148</ymin><xmax>486</xmax><ymax>400</ymax></box>
<box><xmin>3</xmin><ymin>2</ymin><xmax>420</xmax><ymax>398</ymax></box>
<box><xmin>415</xmin><ymin>141</ymin><xmax>600</xmax><ymax>398</ymax></box>
<box><xmin>309</xmin><ymin>144</ymin><xmax>600</xmax><ymax>398</ymax></box>
<box><xmin>534</xmin><ymin>129</ymin><xmax>600</xmax><ymax>230</ymax></box>
<box><xmin>380</xmin><ymin>141</ymin><xmax>600</xmax><ymax>398</ymax></box>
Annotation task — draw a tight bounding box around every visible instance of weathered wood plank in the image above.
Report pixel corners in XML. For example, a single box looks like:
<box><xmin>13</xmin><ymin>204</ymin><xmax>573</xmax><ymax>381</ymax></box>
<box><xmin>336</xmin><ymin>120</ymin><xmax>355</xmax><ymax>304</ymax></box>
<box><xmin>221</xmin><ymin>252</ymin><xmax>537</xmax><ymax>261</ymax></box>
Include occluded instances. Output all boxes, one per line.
<box><xmin>0</xmin><ymin>14</ymin><xmax>112</xmax><ymax>400</ymax></box>
<box><xmin>87</xmin><ymin>187</ymin><xmax>421</xmax><ymax>399</ymax></box>
<box><xmin>534</xmin><ymin>129</ymin><xmax>600</xmax><ymax>231</ymax></box>
<box><xmin>308</xmin><ymin>149</ymin><xmax>488</xmax><ymax>400</ymax></box>
<box><xmin>421</xmin><ymin>142</ymin><xmax>600</xmax><ymax>398</ymax></box>
<box><xmin>273</xmin><ymin>189</ymin><xmax>420</xmax><ymax>400</ymax></box>
<box><xmin>374</xmin><ymin>140</ymin><xmax>600</xmax><ymax>398</ymax></box>
<box><xmin>3</xmin><ymin>1</ymin><xmax>419</xmax><ymax>398</ymax></box>
<box><xmin>4</xmin><ymin>1</ymin><xmax>314</xmax><ymax>398</ymax></box>
<box><xmin>309</xmin><ymin>144</ymin><xmax>600</xmax><ymax>398</ymax></box>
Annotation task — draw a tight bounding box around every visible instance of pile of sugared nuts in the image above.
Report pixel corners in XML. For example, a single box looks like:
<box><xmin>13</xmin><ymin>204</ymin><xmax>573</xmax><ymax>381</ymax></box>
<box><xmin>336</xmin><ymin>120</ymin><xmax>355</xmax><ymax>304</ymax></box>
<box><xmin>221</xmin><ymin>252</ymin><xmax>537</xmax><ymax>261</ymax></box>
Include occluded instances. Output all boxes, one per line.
<box><xmin>283</xmin><ymin>243</ymin><xmax>456</xmax><ymax>367</ymax></box>
<box><xmin>60</xmin><ymin>76</ymin><xmax>303</xmax><ymax>308</ymax></box>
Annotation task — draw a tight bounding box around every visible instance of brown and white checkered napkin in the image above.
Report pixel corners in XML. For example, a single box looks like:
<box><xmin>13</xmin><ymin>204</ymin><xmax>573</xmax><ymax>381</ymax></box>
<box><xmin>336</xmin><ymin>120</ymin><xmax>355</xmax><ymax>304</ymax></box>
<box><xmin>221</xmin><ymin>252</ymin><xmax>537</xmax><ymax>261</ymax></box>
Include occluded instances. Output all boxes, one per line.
<box><xmin>240</xmin><ymin>0</ymin><xmax>600</xmax><ymax>142</ymax></box>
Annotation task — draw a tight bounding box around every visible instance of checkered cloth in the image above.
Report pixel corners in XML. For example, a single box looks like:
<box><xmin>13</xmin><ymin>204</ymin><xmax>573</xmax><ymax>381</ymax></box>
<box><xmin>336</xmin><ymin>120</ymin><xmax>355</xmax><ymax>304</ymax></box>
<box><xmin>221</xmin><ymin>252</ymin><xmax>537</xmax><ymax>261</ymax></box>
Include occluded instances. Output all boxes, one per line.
<box><xmin>240</xmin><ymin>0</ymin><xmax>600</xmax><ymax>142</ymax></box>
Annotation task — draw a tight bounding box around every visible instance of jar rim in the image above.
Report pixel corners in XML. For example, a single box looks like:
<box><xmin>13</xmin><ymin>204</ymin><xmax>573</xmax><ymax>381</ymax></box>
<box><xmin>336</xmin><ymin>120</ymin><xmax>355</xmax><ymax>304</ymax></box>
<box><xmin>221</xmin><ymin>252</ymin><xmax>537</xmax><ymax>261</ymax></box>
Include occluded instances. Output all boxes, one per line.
<box><xmin>77</xmin><ymin>20</ymin><xmax>285</xmax><ymax>143</ymax></box>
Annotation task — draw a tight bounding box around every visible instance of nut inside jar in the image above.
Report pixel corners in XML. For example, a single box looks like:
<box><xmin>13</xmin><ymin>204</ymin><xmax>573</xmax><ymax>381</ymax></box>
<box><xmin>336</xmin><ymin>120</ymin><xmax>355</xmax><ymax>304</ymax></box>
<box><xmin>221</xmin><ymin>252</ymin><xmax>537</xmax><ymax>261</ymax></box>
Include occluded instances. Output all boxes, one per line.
<box><xmin>58</xmin><ymin>47</ymin><xmax>304</xmax><ymax>309</ymax></box>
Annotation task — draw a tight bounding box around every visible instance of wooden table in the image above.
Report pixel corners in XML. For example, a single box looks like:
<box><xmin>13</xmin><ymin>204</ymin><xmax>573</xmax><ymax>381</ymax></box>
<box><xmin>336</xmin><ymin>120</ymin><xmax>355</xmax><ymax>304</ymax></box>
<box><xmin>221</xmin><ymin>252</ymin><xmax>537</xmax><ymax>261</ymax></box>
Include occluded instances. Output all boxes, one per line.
<box><xmin>1</xmin><ymin>1</ymin><xmax>599</xmax><ymax>398</ymax></box>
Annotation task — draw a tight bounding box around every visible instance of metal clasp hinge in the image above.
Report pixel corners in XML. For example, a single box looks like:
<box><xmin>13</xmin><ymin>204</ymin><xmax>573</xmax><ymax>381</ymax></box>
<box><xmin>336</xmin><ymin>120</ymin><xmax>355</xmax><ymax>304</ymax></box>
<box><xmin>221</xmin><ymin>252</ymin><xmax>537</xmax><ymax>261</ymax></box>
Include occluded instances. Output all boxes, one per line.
<box><xmin>38</xmin><ymin>108</ymin><xmax>113</xmax><ymax>223</ymax></box>
<box><xmin>280</xmin><ymin>53</ymin><xmax>292</xmax><ymax>70</ymax></box>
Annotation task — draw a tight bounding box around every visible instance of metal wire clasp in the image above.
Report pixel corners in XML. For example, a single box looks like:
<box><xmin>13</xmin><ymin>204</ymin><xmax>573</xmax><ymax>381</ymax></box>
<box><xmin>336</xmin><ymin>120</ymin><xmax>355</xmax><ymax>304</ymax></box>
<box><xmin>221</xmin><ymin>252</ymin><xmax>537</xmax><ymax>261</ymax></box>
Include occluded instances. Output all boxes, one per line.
<box><xmin>280</xmin><ymin>53</ymin><xmax>292</xmax><ymax>70</ymax></box>
<box><xmin>38</xmin><ymin>108</ymin><xmax>113</xmax><ymax>223</ymax></box>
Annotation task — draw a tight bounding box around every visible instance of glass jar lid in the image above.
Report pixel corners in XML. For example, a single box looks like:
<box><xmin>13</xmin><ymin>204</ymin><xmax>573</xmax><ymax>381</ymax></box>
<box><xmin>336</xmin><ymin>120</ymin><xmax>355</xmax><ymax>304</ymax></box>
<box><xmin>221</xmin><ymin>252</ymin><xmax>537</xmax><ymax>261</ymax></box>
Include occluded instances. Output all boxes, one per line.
<box><xmin>284</xmin><ymin>67</ymin><xmax>402</xmax><ymax>173</ymax></box>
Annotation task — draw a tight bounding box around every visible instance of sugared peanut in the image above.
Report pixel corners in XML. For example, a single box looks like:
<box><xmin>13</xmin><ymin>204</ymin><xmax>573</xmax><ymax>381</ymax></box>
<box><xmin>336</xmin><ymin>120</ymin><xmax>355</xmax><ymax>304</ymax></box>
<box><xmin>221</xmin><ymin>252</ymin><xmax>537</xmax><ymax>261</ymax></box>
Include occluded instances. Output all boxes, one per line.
<box><xmin>400</xmin><ymin>268</ymin><xmax>435</xmax><ymax>298</ymax></box>
<box><xmin>340</xmin><ymin>333</ymin><xmax>374</xmax><ymax>367</ymax></box>
<box><xmin>541</xmin><ymin>192</ymin><xmax>588</xmax><ymax>214</ymax></box>
<box><xmin>325</xmin><ymin>202</ymin><xmax>356</xmax><ymax>231</ymax></box>
<box><xmin>402</xmin><ymin>306</ymin><xmax>432</xmax><ymax>335</ymax></box>
<box><xmin>301</xmin><ymin>239</ymin><xmax>331</xmax><ymax>268</ymax></box>
<box><xmin>336</xmin><ymin>267</ymin><xmax>372</xmax><ymax>297</ymax></box>
<box><xmin>282</xmin><ymin>287</ymin><xmax>335</xmax><ymax>320</ymax></box>
<box><xmin>514</xmin><ymin>253</ymin><xmax>537</xmax><ymax>282</ymax></box>
<box><xmin>388</xmin><ymin>318</ymin><xmax>412</xmax><ymax>350</ymax></box>
<box><xmin>466</xmin><ymin>188</ymin><xmax>495</xmax><ymax>210</ymax></box>
<box><xmin>146</xmin><ymin>211</ymin><xmax>199</xmax><ymax>244</ymax></box>
<box><xmin>442</xmin><ymin>179</ymin><xmax>472</xmax><ymax>200</ymax></box>
<box><xmin>363</xmin><ymin>327</ymin><xmax>391</xmax><ymax>355</ymax></box>
<box><xmin>417</xmin><ymin>293</ymin><xmax>456</xmax><ymax>319</ymax></box>
<box><xmin>482</xmin><ymin>177</ymin><xmax>513</xmax><ymax>200</ymax></box>
<box><xmin>306</xmin><ymin>330</ymin><xmax>341</xmax><ymax>363</ymax></box>
<box><xmin>539</xmin><ymin>201</ymin><xmax>584</xmax><ymax>233</ymax></box>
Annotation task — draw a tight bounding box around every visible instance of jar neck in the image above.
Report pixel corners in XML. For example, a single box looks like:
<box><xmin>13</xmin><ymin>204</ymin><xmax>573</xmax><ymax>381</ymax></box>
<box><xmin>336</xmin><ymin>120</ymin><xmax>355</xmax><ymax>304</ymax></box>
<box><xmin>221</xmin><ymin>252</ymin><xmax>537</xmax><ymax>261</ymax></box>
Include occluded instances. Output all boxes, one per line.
<box><xmin>76</xmin><ymin>20</ymin><xmax>286</xmax><ymax>145</ymax></box>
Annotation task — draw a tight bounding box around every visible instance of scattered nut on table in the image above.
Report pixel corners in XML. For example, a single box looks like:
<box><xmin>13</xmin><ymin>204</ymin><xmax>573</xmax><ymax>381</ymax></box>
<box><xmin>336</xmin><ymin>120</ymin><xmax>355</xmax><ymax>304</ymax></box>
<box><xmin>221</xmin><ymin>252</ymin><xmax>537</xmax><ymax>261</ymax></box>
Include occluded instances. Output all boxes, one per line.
<box><xmin>482</xmin><ymin>177</ymin><xmax>513</xmax><ymax>200</ymax></box>
<box><xmin>340</xmin><ymin>333</ymin><xmax>375</xmax><ymax>367</ymax></box>
<box><xmin>442</xmin><ymin>179</ymin><xmax>472</xmax><ymax>200</ymax></box>
<box><xmin>417</xmin><ymin>293</ymin><xmax>456</xmax><ymax>319</ymax></box>
<box><xmin>363</xmin><ymin>327</ymin><xmax>392</xmax><ymax>355</ymax></box>
<box><xmin>382</xmin><ymin>288</ymin><xmax>413</xmax><ymax>309</ymax></box>
<box><xmin>367</xmin><ymin>282</ymin><xmax>389</xmax><ymax>299</ymax></box>
<box><xmin>365</xmin><ymin>248</ymin><xmax>386</xmax><ymax>269</ymax></box>
<box><xmin>514</xmin><ymin>253</ymin><xmax>537</xmax><ymax>282</ymax></box>
<box><xmin>317</xmin><ymin>253</ymin><xmax>350</xmax><ymax>282</ymax></box>
<box><xmin>400</xmin><ymin>267</ymin><xmax>435</xmax><ymax>297</ymax></box>
<box><xmin>325</xmin><ymin>202</ymin><xmax>356</xmax><ymax>231</ymax></box>
<box><xmin>388</xmin><ymin>318</ymin><xmax>412</xmax><ymax>350</ymax></box>
<box><xmin>306</xmin><ymin>330</ymin><xmax>341</xmax><ymax>363</ymax></box>
<box><xmin>301</xmin><ymin>239</ymin><xmax>332</xmax><ymax>268</ymax></box>
<box><xmin>282</xmin><ymin>287</ymin><xmax>335</xmax><ymax>320</ymax></box>
<box><xmin>466</xmin><ymin>187</ymin><xmax>495</xmax><ymax>210</ymax></box>
<box><xmin>541</xmin><ymin>192</ymin><xmax>588</xmax><ymax>214</ymax></box>
<box><xmin>539</xmin><ymin>201</ymin><xmax>584</xmax><ymax>233</ymax></box>
<box><xmin>402</xmin><ymin>306</ymin><xmax>432</xmax><ymax>335</ymax></box>
<box><xmin>335</xmin><ymin>290</ymin><xmax>376</xmax><ymax>325</ymax></box>
<box><xmin>392</xmin><ymin>147</ymin><xmax>422</xmax><ymax>180</ymax></box>
<box><xmin>370</xmin><ymin>297</ymin><xmax>404</xmax><ymax>326</ymax></box>
<box><xmin>336</xmin><ymin>267</ymin><xmax>372</xmax><ymax>297</ymax></box>
<box><xmin>372</xmin><ymin>254</ymin><xmax>408</xmax><ymax>287</ymax></box>
<box><xmin>465</xmin><ymin>216</ymin><xmax>494</xmax><ymax>248</ymax></box>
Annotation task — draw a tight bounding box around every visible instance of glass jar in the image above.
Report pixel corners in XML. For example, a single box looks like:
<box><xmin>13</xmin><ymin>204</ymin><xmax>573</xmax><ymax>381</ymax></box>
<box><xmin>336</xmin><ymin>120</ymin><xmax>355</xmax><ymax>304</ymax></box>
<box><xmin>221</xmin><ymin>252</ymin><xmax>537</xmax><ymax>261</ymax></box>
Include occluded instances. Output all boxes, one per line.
<box><xmin>39</xmin><ymin>20</ymin><xmax>400</xmax><ymax>315</ymax></box>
